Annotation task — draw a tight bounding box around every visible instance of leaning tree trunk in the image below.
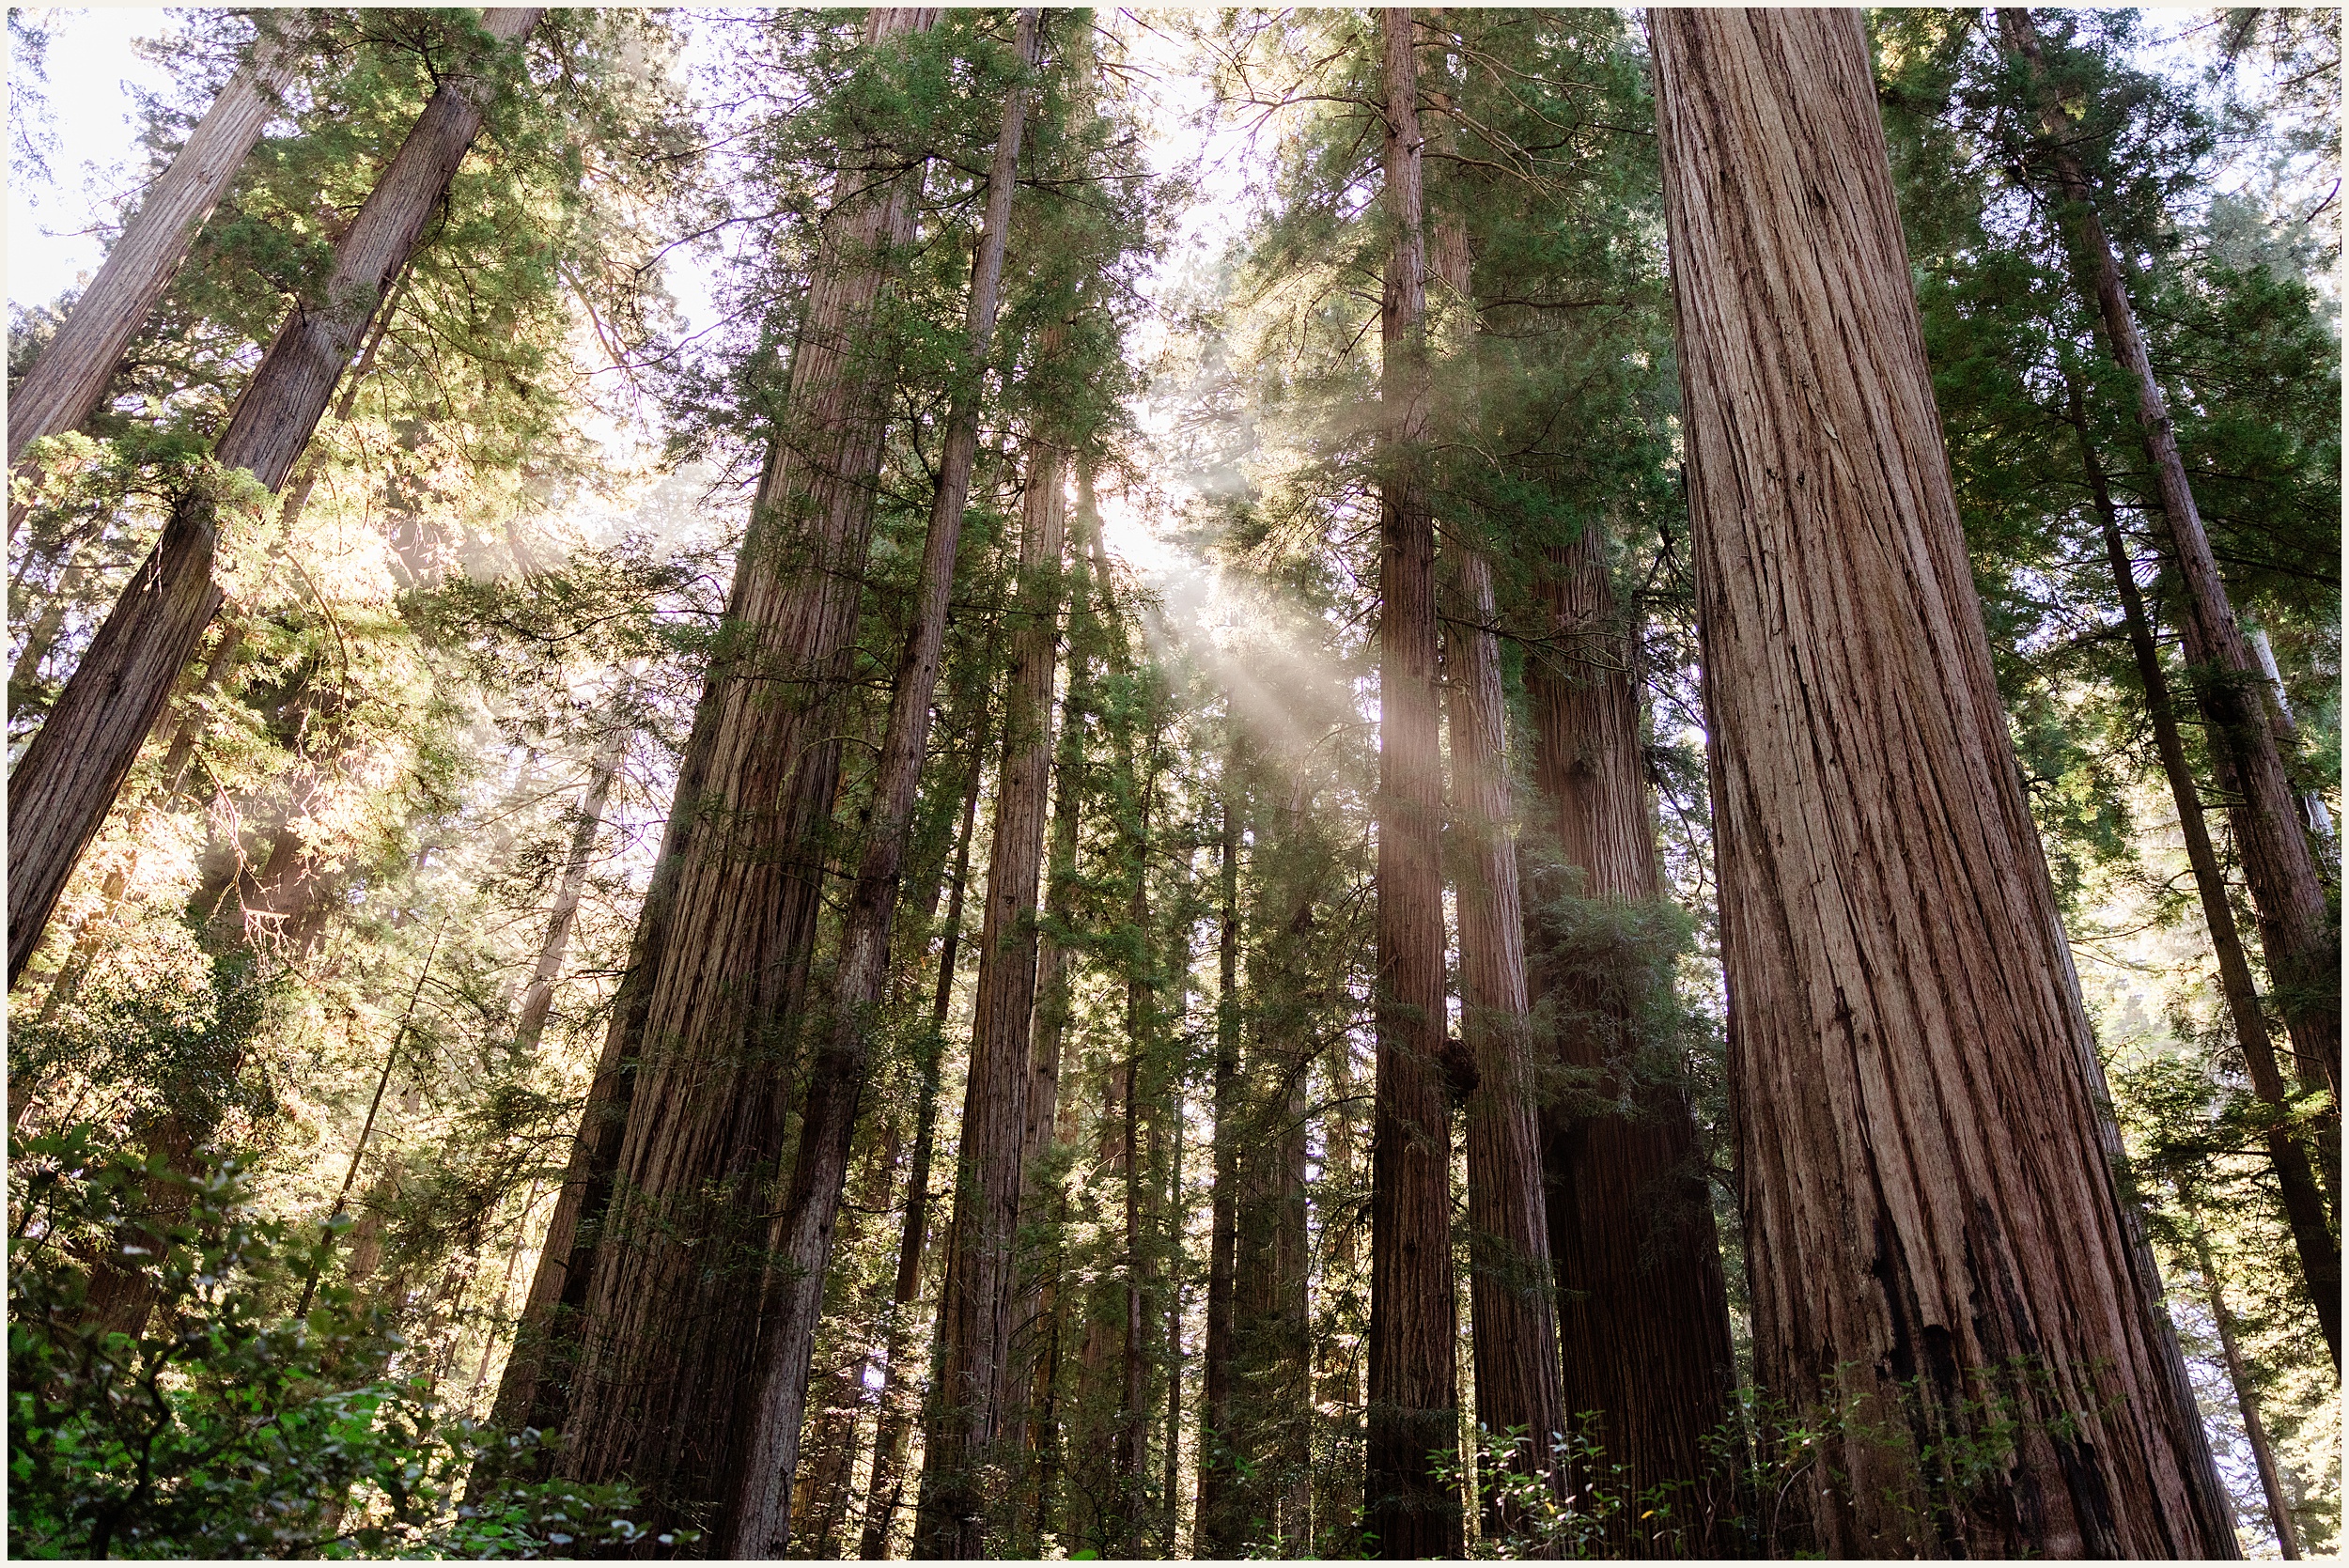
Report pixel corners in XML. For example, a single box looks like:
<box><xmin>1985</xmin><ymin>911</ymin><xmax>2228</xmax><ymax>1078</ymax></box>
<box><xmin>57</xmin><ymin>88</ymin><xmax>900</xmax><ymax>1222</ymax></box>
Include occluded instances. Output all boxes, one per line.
<box><xmin>2189</xmin><ymin>1225</ymin><xmax>2301</xmax><ymax>1559</ymax></box>
<box><xmin>544</xmin><ymin>11</ymin><xmax>941</xmax><ymax>1531</ymax></box>
<box><xmin>723</xmin><ymin>20</ymin><xmax>1037</xmax><ymax>1548</ymax></box>
<box><xmin>1650</xmin><ymin>9</ymin><xmax>2234</xmax><ymax>1556</ymax></box>
<box><xmin>7</xmin><ymin>8</ymin><xmax>543</xmax><ymax>989</ymax></box>
<box><xmin>1365</xmin><ymin>9</ymin><xmax>1460</xmax><ymax>1559</ymax></box>
<box><xmin>7</xmin><ymin>16</ymin><xmax>300</xmax><ymax>472</ymax></box>
<box><xmin>1525</xmin><ymin>512</ymin><xmax>1737</xmax><ymax>1550</ymax></box>
<box><xmin>2073</xmin><ymin>387</ymin><xmax>2340</xmax><ymax>1368</ymax></box>
<box><xmin>912</xmin><ymin>430</ymin><xmax>1072</xmax><ymax>1559</ymax></box>
<box><xmin>509</xmin><ymin>726</ymin><xmax>626</xmax><ymax>1055</ymax></box>
<box><xmin>1998</xmin><ymin>8</ymin><xmax>2339</xmax><ymax>1106</ymax></box>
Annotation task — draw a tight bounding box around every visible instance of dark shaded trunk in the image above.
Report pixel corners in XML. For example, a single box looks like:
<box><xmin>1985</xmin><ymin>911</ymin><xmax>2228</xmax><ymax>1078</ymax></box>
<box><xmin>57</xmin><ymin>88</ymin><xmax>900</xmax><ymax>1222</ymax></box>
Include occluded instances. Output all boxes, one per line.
<box><xmin>1998</xmin><ymin>8</ymin><xmax>2339</xmax><ymax>1106</ymax></box>
<box><xmin>1365</xmin><ymin>10</ymin><xmax>1460</xmax><ymax>1559</ymax></box>
<box><xmin>1524</xmin><ymin>513</ymin><xmax>1737</xmax><ymax>1550</ymax></box>
<box><xmin>858</xmin><ymin>715</ymin><xmax>989</xmax><ymax>1560</ymax></box>
<box><xmin>2074</xmin><ymin>389</ymin><xmax>2340</xmax><ymax>1368</ymax></box>
<box><xmin>8</xmin><ymin>8</ymin><xmax>544</xmax><ymax>988</ymax></box>
<box><xmin>1193</xmin><ymin>773</ymin><xmax>1244</xmax><ymax>1555</ymax></box>
<box><xmin>2189</xmin><ymin>1226</ymin><xmax>2300</xmax><ymax>1559</ymax></box>
<box><xmin>1651</xmin><ymin>10</ymin><xmax>2234</xmax><ymax>1555</ymax></box>
<box><xmin>911</xmin><ymin>427</ymin><xmax>1071</xmax><ymax>1558</ymax></box>
<box><xmin>723</xmin><ymin>20</ymin><xmax>1036</xmax><ymax>1550</ymax></box>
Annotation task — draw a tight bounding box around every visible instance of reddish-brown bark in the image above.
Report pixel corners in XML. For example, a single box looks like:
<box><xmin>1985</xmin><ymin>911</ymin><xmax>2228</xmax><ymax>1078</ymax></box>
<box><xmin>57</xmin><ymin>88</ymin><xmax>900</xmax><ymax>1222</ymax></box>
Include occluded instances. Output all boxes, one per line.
<box><xmin>7</xmin><ymin>8</ymin><xmax>543</xmax><ymax>988</ymax></box>
<box><xmin>1365</xmin><ymin>10</ymin><xmax>1460</xmax><ymax>1559</ymax></box>
<box><xmin>1997</xmin><ymin>8</ymin><xmax>2340</xmax><ymax>1108</ymax></box>
<box><xmin>1525</xmin><ymin>515</ymin><xmax>1736</xmax><ymax>1542</ymax></box>
<box><xmin>913</xmin><ymin>430</ymin><xmax>1071</xmax><ymax>1558</ymax></box>
<box><xmin>1651</xmin><ymin>10</ymin><xmax>2234</xmax><ymax>1554</ymax></box>
<box><xmin>509</xmin><ymin>729</ymin><xmax>626</xmax><ymax>1056</ymax></box>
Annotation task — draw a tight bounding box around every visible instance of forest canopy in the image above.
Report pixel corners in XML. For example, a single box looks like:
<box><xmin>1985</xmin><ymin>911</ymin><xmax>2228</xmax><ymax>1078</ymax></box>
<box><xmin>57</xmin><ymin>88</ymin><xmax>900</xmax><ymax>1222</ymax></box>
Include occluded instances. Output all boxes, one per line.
<box><xmin>5</xmin><ymin>6</ymin><xmax>2340</xmax><ymax>1560</ymax></box>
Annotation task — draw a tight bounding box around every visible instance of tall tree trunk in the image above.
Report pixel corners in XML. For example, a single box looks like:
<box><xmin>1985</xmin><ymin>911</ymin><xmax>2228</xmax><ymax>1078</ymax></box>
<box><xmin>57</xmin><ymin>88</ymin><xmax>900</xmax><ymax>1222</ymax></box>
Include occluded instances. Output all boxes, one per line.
<box><xmin>2189</xmin><ymin>1225</ymin><xmax>2301</xmax><ymax>1560</ymax></box>
<box><xmin>546</xmin><ymin>11</ymin><xmax>941</xmax><ymax>1529</ymax></box>
<box><xmin>1650</xmin><ymin>10</ymin><xmax>2234</xmax><ymax>1556</ymax></box>
<box><xmin>1366</xmin><ymin>10</ymin><xmax>1459</xmax><ymax>1558</ymax></box>
<box><xmin>2074</xmin><ymin>387</ymin><xmax>2341</xmax><ymax>1366</ymax></box>
<box><xmin>859</xmin><ymin>716</ymin><xmax>989</xmax><ymax>1560</ymax></box>
<box><xmin>7</xmin><ymin>17</ymin><xmax>300</xmax><ymax>470</ymax></box>
<box><xmin>510</xmin><ymin>727</ymin><xmax>625</xmax><ymax>1055</ymax></box>
<box><xmin>1998</xmin><ymin>8</ymin><xmax>2340</xmax><ymax>1106</ymax></box>
<box><xmin>1194</xmin><ymin>766</ymin><xmax>1245</xmax><ymax>1554</ymax></box>
<box><xmin>1120</xmin><ymin>847</ymin><xmax>1150</xmax><ymax>1559</ymax></box>
<box><xmin>1524</xmin><ymin>512</ymin><xmax>1737</xmax><ymax>1548</ymax></box>
<box><xmin>1447</xmin><ymin>546</ymin><xmax>1566</xmax><ymax>1540</ymax></box>
<box><xmin>724</xmin><ymin>21</ymin><xmax>1037</xmax><ymax>1550</ymax></box>
<box><xmin>911</xmin><ymin>429</ymin><xmax>1072</xmax><ymax>1559</ymax></box>
<box><xmin>7</xmin><ymin>8</ymin><xmax>543</xmax><ymax>989</ymax></box>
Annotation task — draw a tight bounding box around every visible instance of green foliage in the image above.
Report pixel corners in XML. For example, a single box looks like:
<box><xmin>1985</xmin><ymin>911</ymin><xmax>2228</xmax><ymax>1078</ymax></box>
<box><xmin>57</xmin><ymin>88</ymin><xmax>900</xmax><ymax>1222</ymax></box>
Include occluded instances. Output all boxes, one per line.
<box><xmin>8</xmin><ymin>1126</ymin><xmax>663</xmax><ymax>1559</ymax></box>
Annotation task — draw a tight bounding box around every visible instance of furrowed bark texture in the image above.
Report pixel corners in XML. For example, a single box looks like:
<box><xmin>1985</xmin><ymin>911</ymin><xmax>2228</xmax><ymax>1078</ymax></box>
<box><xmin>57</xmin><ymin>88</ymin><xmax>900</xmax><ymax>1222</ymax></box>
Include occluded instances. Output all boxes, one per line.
<box><xmin>511</xmin><ymin>729</ymin><xmax>626</xmax><ymax>1055</ymax></box>
<box><xmin>7</xmin><ymin>8</ymin><xmax>543</xmax><ymax>990</ymax></box>
<box><xmin>1998</xmin><ymin>8</ymin><xmax>2340</xmax><ymax>1106</ymax></box>
<box><xmin>912</xmin><ymin>435</ymin><xmax>1069</xmax><ymax>1559</ymax></box>
<box><xmin>1526</xmin><ymin>514</ymin><xmax>1736</xmax><ymax>1540</ymax></box>
<box><xmin>722</xmin><ymin>23</ymin><xmax>1036</xmax><ymax>1552</ymax></box>
<box><xmin>2075</xmin><ymin>396</ymin><xmax>2341</xmax><ymax>1368</ymax></box>
<box><xmin>7</xmin><ymin>18</ymin><xmax>298</xmax><ymax>467</ymax></box>
<box><xmin>1194</xmin><ymin>778</ymin><xmax>1245</xmax><ymax>1554</ymax></box>
<box><xmin>1651</xmin><ymin>10</ymin><xmax>2233</xmax><ymax>1556</ymax></box>
<box><xmin>551</xmin><ymin>7</ymin><xmax>941</xmax><ymax>1527</ymax></box>
<box><xmin>1365</xmin><ymin>10</ymin><xmax>1460</xmax><ymax>1559</ymax></box>
<box><xmin>1446</xmin><ymin>546</ymin><xmax>1565</xmax><ymax>1529</ymax></box>
<box><xmin>860</xmin><ymin>719</ymin><xmax>989</xmax><ymax>1560</ymax></box>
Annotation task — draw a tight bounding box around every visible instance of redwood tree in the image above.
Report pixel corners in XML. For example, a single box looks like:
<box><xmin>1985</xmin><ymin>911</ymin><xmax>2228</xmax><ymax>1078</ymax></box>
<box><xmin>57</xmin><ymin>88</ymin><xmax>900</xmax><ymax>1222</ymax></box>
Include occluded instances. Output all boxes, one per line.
<box><xmin>1651</xmin><ymin>8</ymin><xmax>2233</xmax><ymax>1555</ymax></box>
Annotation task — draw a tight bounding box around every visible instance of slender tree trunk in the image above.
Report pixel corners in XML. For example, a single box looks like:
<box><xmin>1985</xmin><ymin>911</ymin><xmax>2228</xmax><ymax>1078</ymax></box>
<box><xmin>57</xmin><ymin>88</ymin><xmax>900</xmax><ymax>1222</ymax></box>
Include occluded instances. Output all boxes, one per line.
<box><xmin>7</xmin><ymin>8</ymin><xmax>543</xmax><ymax>989</ymax></box>
<box><xmin>1194</xmin><ymin>769</ymin><xmax>1245</xmax><ymax>1554</ymax></box>
<box><xmin>547</xmin><ymin>12</ymin><xmax>941</xmax><ymax>1530</ymax></box>
<box><xmin>1366</xmin><ymin>10</ymin><xmax>1460</xmax><ymax>1558</ymax></box>
<box><xmin>1161</xmin><ymin>1006</ymin><xmax>1185</xmax><ymax>1557</ymax></box>
<box><xmin>7</xmin><ymin>18</ymin><xmax>300</xmax><ymax>471</ymax></box>
<box><xmin>1998</xmin><ymin>8</ymin><xmax>2339</xmax><ymax>1107</ymax></box>
<box><xmin>510</xmin><ymin>728</ymin><xmax>625</xmax><ymax>1056</ymax></box>
<box><xmin>2189</xmin><ymin>1226</ymin><xmax>2300</xmax><ymax>1559</ymax></box>
<box><xmin>8</xmin><ymin>559</ymin><xmax>83</xmax><ymax>722</ymax></box>
<box><xmin>912</xmin><ymin>429</ymin><xmax>1072</xmax><ymax>1559</ymax></box>
<box><xmin>724</xmin><ymin>22</ymin><xmax>1036</xmax><ymax>1551</ymax></box>
<box><xmin>2075</xmin><ymin>388</ymin><xmax>2341</xmax><ymax>1366</ymax></box>
<box><xmin>860</xmin><ymin>718</ymin><xmax>989</xmax><ymax>1560</ymax></box>
<box><xmin>1121</xmin><ymin>871</ymin><xmax>1149</xmax><ymax>1558</ymax></box>
<box><xmin>1651</xmin><ymin>10</ymin><xmax>2234</xmax><ymax>1555</ymax></box>
<box><xmin>1525</xmin><ymin>511</ymin><xmax>1737</xmax><ymax>1549</ymax></box>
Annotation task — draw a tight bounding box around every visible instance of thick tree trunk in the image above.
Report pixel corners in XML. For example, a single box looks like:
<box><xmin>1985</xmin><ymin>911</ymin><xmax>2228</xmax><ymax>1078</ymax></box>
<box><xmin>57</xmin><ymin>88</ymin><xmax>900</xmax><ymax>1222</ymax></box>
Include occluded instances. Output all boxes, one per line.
<box><xmin>548</xmin><ymin>12</ymin><xmax>941</xmax><ymax>1529</ymax></box>
<box><xmin>1651</xmin><ymin>10</ymin><xmax>2234</xmax><ymax>1555</ymax></box>
<box><xmin>912</xmin><ymin>432</ymin><xmax>1071</xmax><ymax>1559</ymax></box>
<box><xmin>1365</xmin><ymin>11</ymin><xmax>1460</xmax><ymax>1559</ymax></box>
<box><xmin>1446</xmin><ymin>546</ymin><xmax>1566</xmax><ymax>1539</ymax></box>
<box><xmin>7</xmin><ymin>18</ymin><xmax>298</xmax><ymax>469</ymax></box>
<box><xmin>510</xmin><ymin>728</ymin><xmax>625</xmax><ymax>1055</ymax></box>
<box><xmin>1524</xmin><ymin>513</ymin><xmax>1737</xmax><ymax>1547</ymax></box>
<box><xmin>859</xmin><ymin>720</ymin><xmax>989</xmax><ymax>1560</ymax></box>
<box><xmin>2074</xmin><ymin>392</ymin><xmax>2341</xmax><ymax>1367</ymax></box>
<box><xmin>1998</xmin><ymin>8</ymin><xmax>2340</xmax><ymax>1107</ymax></box>
<box><xmin>723</xmin><ymin>23</ymin><xmax>1036</xmax><ymax>1551</ymax></box>
<box><xmin>2190</xmin><ymin>1227</ymin><xmax>2300</xmax><ymax>1559</ymax></box>
<box><xmin>7</xmin><ymin>8</ymin><xmax>543</xmax><ymax>989</ymax></box>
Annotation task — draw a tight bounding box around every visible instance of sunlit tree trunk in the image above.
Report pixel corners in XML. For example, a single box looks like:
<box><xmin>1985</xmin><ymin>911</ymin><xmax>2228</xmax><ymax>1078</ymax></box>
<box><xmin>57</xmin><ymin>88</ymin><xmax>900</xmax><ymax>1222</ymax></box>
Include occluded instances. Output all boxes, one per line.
<box><xmin>7</xmin><ymin>8</ymin><xmax>543</xmax><ymax>988</ymax></box>
<box><xmin>1365</xmin><ymin>10</ymin><xmax>1459</xmax><ymax>1557</ymax></box>
<box><xmin>8</xmin><ymin>18</ymin><xmax>300</xmax><ymax>472</ymax></box>
<box><xmin>723</xmin><ymin>19</ymin><xmax>1036</xmax><ymax>1550</ymax></box>
<box><xmin>2188</xmin><ymin>1225</ymin><xmax>2301</xmax><ymax>1559</ymax></box>
<box><xmin>1652</xmin><ymin>10</ymin><xmax>2234</xmax><ymax>1554</ymax></box>
<box><xmin>546</xmin><ymin>9</ymin><xmax>941</xmax><ymax>1529</ymax></box>
<box><xmin>1998</xmin><ymin>8</ymin><xmax>2339</xmax><ymax>1107</ymax></box>
<box><xmin>510</xmin><ymin>727</ymin><xmax>625</xmax><ymax>1055</ymax></box>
